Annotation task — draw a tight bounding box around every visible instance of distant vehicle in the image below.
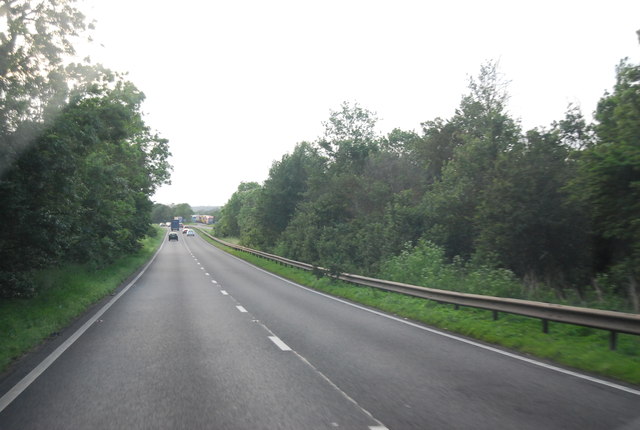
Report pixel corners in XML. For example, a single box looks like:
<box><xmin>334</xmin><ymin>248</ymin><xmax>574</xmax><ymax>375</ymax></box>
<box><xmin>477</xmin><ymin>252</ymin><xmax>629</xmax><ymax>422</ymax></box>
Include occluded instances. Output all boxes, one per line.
<box><xmin>182</xmin><ymin>228</ymin><xmax>189</xmax><ymax>234</ymax></box>
<box><xmin>170</xmin><ymin>219</ymin><xmax>180</xmax><ymax>231</ymax></box>
<box><xmin>193</xmin><ymin>214</ymin><xmax>215</xmax><ymax>224</ymax></box>
<box><xmin>186</xmin><ymin>230</ymin><xmax>195</xmax><ymax>236</ymax></box>
<box><xmin>168</xmin><ymin>233</ymin><xmax>178</xmax><ymax>241</ymax></box>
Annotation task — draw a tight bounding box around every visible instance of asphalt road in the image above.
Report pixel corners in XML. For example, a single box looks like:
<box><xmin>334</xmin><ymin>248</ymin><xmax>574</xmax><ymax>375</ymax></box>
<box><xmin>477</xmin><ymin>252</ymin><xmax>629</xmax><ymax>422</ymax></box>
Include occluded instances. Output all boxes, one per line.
<box><xmin>1</xmin><ymin>230</ymin><xmax>639</xmax><ymax>429</ymax></box>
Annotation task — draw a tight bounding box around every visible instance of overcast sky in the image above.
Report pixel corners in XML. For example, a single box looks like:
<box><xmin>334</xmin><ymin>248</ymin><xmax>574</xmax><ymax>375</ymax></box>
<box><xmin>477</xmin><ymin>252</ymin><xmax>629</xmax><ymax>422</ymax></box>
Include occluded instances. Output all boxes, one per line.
<box><xmin>79</xmin><ymin>0</ymin><xmax>640</xmax><ymax>207</ymax></box>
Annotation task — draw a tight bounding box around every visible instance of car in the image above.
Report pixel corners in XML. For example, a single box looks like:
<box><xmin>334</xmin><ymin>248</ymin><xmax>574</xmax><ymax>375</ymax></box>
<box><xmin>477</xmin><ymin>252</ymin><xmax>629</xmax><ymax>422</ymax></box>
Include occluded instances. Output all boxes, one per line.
<box><xmin>182</xmin><ymin>228</ymin><xmax>189</xmax><ymax>234</ymax></box>
<box><xmin>186</xmin><ymin>230</ymin><xmax>195</xmax><ymax>236</ymax></box>
<box><xmin>168</xmin><ymin>233</ymin><xmax>178</xmax><ymax>241</ymax></box>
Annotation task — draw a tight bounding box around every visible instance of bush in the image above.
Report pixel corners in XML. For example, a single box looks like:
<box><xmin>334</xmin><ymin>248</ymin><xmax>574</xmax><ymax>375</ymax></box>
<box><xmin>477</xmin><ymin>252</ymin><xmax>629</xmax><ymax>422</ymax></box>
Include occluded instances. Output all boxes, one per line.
<box><xmin>0</xmin><ymin>272</ymin><xmax>36</xmax><ymax>299</ymax></box>
<box><xmin>380</xmin><ymin>240</ymin><xmax>521</xmax><ymax>298</ymax></box>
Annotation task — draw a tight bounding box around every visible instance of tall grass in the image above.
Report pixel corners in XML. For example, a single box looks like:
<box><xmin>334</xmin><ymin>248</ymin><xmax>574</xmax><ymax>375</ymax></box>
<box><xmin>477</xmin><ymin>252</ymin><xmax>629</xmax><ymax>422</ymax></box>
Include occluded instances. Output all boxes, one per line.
<box><xmin>380</xmin><ymin>240</ymin><xmax>523</xmax><ymax>298</ymax></box>
<box><xmin>379</xmin><ymin>240</ymin><xmax>634</xmax><ymax>311</ymax></box>
<box><xmin>0</xmin><ymin>228</ymin><xmax>165</xmax><ymax>373</ymax></box>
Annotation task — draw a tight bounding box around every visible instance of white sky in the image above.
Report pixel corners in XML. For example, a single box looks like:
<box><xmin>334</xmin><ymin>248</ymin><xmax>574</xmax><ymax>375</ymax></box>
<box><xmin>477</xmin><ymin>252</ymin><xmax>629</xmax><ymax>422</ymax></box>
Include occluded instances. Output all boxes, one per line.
<box><xmin>78</xmin><ymin>0</ymin><xmax>640</xmax><ymax>207</ymax></box>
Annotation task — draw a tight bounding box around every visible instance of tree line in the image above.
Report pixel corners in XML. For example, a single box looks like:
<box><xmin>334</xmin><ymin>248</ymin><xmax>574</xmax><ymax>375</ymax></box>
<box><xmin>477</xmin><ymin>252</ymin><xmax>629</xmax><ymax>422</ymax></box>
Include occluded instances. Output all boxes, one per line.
<box><xmin>216</xmin><ymin>59</ymin><xmax>640</xmax><ymax>312</ymax></box>
<box><xmin>0</xmin><ymin>1</ymin><xmax>172</xmax><ymax>297</ymax></box>
<box><xmin>151</xmin><ymin>203</ymin><xmax>194</xmax><ymax>224</ymax></box>
<box><xmin>150</xmin><ymin>203</ymin><xmax>220</xmax><ymax>224</ymax></box>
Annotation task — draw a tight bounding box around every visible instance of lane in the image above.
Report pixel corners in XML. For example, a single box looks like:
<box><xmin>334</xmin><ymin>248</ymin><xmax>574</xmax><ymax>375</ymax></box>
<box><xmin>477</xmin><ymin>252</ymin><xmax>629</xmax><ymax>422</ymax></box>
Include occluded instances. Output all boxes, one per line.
<box><xmin>184</xmin><ymin>231</ymin><xmax>640</xmax><ymax>430</ymax></box>
<box><xmin>0</xmin><ymin>233</ymin><xmax>385</xmax><ymax>429</ymax></box>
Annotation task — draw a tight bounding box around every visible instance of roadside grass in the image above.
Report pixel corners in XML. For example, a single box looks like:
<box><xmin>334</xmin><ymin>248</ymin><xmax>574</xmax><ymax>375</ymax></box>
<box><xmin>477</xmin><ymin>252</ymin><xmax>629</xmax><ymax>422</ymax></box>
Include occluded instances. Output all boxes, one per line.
<box><xmin>198</xmin><ymin>230</ymin><xmax>640</xmax><ymax>385</ymax></box>
<box><xmin>0</xmin><ymin>228</ymin><xmax>165</xmax><ymax>374</ymax></box>
<box><xmin>218</xmin><ymin>236</ymin><xmax>240</xmax><ymax>244</ymax></box>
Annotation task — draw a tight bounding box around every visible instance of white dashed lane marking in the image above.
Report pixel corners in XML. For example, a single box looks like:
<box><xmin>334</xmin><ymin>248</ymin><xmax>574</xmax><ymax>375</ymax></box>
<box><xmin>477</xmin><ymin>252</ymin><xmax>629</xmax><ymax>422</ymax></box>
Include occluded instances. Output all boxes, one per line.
<box><xmin>268</xmin><ymin>336</ymin><xmax>292</xmax><ymax>351</ymax></box>
<box><xmin>236</xmin><ymin>306</ymin><xmax>247</xmax><ymax>313</ymax></box>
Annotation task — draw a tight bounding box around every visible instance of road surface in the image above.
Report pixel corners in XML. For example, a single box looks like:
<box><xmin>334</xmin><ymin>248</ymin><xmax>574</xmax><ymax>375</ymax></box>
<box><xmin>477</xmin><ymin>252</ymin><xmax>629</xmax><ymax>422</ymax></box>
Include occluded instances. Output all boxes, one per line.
<box><xmin>1</xmin><ymin>230</ymin><xmax>639</xmax><ymax>429</ymax></box>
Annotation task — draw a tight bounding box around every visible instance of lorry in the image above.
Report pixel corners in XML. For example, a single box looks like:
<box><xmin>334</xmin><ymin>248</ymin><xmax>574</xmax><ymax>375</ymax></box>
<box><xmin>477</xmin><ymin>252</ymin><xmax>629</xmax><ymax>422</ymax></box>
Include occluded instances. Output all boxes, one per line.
<box><xmin>171</xmin><ymin>219</ymin><xmax>180</xmax><ymax>231</ymax></box>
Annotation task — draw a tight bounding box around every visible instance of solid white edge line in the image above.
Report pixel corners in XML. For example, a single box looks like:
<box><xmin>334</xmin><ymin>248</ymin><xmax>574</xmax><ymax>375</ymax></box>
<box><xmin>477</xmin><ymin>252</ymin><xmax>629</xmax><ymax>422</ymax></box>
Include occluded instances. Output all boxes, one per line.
<box><xmin>222</xmin><ymin>250</ymin><xmax>640</xmax><ymax>397</ymax></box>
<box><xmin>0</xmin><ymin>233</ymin><xmax>168</xmax><ymax>413</ymax></box>
<box><xmin>268</xmin><ymin>336</ymin><xmax>292</xmax><ymax>351</ymax></box>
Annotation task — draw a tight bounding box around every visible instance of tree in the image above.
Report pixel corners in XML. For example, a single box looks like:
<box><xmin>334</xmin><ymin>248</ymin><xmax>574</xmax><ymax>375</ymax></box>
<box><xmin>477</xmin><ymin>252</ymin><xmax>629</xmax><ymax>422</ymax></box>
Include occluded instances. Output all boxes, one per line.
<box><xmin>410</xmin><ymin>119</ymin><xmax>463</xmax><ymax>182</ymax></box>
<box><xmin>0</xmin><ymin>1</ymin><xmax>173</xmax><ymax>297</ymax></box>
<box><xmin>572</xmin><ymin>59</ymin><xmax>640</xmax><ymax>310</ymax></box>
<box><xmin>0</xmin><ymin>75</ymin><xmax>172</xmax><ymax>296</ymax></box>
<box><xmin>554</xmin><ymin>103</ymin><xmax>595</xmax><ymax>150</ymax></box>
<box><xmin>474</xmin><ymin>125</ymin><xmax>590</xmax><ymax>295</ymax></box>
<box><xmin>1</xmin><ymin>0</ymin><xmax>89</xmax><ymax>173</ymax></box>
<box><xmin>381</xmin><ymin>127</ymin><xmax>419</xmax><ymax>155</ymax></box>
<box><xmin>317</xmin><ymin>101</ymin><xmax>380</xmax><ymax>172</ymax></box>
<box><xmin>421</xmin><ymin>60</ymin><xmax>521</xmax><ymax>260</ymax></box>
<box><xmin>151</xmin><ymin>203</ymin><xmax>173</xmax><ymax>223</ymax></box>
<box><xmin>217</xmin><ymin>182</ymin><xmax>261</xmax><ymax>239</ymax></box>
<box><xmin>171</xmin><ymin>203</ymin><xmax>194</xmax><ymax>221</ymax></box>
<box><xmin>268</xmin><ymin>102</ymin><xmax>382</xmax><ymax>271</ymax></box>
<box><xmin>252</xmin><ymin>142</ymin><xmax>324</xmax><ymax>249</ymax></box>
<box><xmin>214</xmin><ymin>55</ymin><xmax>640</xmax><ymax>310</ymax></box>
<box><xmin>64</xmin><ymin>80</ymin><xmax>170</xmax><ymax>263</ymax></box>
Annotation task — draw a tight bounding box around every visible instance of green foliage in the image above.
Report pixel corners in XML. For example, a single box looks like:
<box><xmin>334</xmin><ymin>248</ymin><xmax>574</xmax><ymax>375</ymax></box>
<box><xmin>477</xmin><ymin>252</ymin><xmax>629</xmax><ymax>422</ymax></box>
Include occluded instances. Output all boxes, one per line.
<box><xmin>151</xmin><ymin>203</ymin><xmax>174</xmax><ymax>223</ymax></box>
<box><xmin>171</xmin><ymin>203</ymin><xmax>194</xmax><ymax>221</ymax></box>
<box><xmin>474</xmin><ymin>124</ymin><xmax>591</xmax><ymax>290</ymax></box>
<box><xmin>380</xmin><ymin>240</ymin><xmax>522</xmax><ymax>298</ymax></box>
<box><xmin>251</xmin><ymin>142</ymin><xmax>325</xmax><ymax>249</ymax></box>
<box><xmin>318</xmin><ymin>101</ymin><xmax>380</xmax><ymax>172</ymax></box>
<box><xmin>0</xmin><ymin>0</ymin><xmax>89</xmax><ymax>171</ymax></box>
<box><xmin>0</xmin><ymin>73</ymin><xmax>171</xmax><ymax>297</ymax></box>
<box><xmin>216</xmin><ymin>182</ymin><xmax>261</xmax><ymax>240</ymax></box>
<box><xmin>420</xmin><ymin>60</ymin><xmax>522</xmax><ymax>260</ymax></box>
<box><xmin>569</xmin><ymin>59</ymin><xmax>640</xmax><ymax>311</ymax></box>
<box><xmin>409</xmin><ymin>119</ymin><xmax>462</xmax><ymax>182</ymax></box>
<box><xmin>217</xmin><ymin>53</ymin><xmax>640</xmax><ymax>311</ymax></box>
<box><xmin>0</xmin><ymin>2</ymin><xmax>172</xmax><ymax>297</ymax></box>
<box><xmin>151</xmin><ymin>203</ymin><xmax>195</xmax><ymax>223</ymax></box>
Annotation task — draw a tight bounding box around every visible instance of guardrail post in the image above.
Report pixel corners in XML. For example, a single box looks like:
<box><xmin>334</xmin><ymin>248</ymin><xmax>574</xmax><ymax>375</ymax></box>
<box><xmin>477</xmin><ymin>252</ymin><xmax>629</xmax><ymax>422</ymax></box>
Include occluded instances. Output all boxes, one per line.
<box><xmin>542</xmin><ymin>319</ymin><xmax>549</xmax><ymax>334</ymax></box>
<box><xmin>454</xmin><ymin>304</ymin><xmax>460</xmax><ymax>310</ymax></box>
<box><xmin>493</xmin><ymin>310</ymin><xmax>499</xmax><ymax>321</ymax></box>
<box><xmin>610</xmin><ymin>331</ymin><xmax>618</xmax><ymax>350</ymax></box>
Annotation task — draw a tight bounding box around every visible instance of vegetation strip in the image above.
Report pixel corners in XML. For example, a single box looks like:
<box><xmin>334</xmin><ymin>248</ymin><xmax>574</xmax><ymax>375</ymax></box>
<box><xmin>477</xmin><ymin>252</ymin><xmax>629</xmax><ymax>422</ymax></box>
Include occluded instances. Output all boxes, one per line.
<box><xmin>214</xmin><ymin>60</ymin><xmax>640</xmax><ymax>319</ymax></box>
<box><xmin>195</xmin><ymin>228</ymin><xmax>640</xmax><ymax>385</ymax></box>
<box><xmin>0</xmin><ymin>229</ymin><xmax>166</xmax><ymax>375</ymax></box>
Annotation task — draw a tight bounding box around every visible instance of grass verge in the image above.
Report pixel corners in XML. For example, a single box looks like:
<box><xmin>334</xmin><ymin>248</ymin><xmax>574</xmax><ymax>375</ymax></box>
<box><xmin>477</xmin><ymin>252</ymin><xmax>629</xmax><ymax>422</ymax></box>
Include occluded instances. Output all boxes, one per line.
<box><xmin>0</xmin><ymin>228</ymin><xmax>165</xmax><ymax>374</ymax></box>
<box><xmin>198</xmin><ymin>230</ymin><xmax>640</xmax><ymax>385</ymax></box>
